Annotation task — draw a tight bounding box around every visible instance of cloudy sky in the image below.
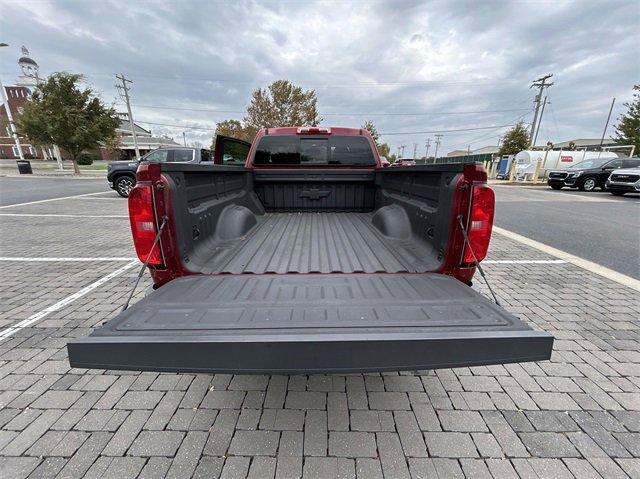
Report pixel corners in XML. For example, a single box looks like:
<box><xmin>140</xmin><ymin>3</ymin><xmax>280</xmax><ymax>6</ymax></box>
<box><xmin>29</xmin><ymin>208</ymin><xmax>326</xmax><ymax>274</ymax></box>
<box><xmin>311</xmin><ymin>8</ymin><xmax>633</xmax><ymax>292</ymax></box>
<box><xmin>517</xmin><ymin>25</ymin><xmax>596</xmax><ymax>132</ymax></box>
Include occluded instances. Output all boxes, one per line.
<box><xmin>1</xmin><ymin>0</ymin><xmax>638</xmax><ymax>155</ymax></box>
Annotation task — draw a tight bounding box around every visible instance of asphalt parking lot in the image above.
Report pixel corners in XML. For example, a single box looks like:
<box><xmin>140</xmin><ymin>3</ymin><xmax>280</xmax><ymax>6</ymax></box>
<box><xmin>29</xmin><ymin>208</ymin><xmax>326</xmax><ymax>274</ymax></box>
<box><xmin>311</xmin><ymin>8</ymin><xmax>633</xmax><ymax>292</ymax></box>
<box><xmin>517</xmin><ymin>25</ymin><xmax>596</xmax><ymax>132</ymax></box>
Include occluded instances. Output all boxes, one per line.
<box><xmin>492</xmin><ymin>184</ymin><xmax>640</xmax><ymax>279</ymax></box>
<box><xmin>0</xmin><ymin>177</ymin><xmax>639</xmax><ymax>478</ymax></box>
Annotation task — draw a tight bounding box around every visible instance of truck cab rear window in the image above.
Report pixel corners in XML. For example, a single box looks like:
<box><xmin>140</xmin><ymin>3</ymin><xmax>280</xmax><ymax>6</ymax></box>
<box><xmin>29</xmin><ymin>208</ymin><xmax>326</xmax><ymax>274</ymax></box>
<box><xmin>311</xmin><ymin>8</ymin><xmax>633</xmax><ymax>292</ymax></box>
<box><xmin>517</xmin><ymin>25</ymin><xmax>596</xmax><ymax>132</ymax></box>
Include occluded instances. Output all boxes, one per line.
<box><xmin>254</xmin><ymin>135</ymin><xmax>376</xmax><ymax>166</ymax></box>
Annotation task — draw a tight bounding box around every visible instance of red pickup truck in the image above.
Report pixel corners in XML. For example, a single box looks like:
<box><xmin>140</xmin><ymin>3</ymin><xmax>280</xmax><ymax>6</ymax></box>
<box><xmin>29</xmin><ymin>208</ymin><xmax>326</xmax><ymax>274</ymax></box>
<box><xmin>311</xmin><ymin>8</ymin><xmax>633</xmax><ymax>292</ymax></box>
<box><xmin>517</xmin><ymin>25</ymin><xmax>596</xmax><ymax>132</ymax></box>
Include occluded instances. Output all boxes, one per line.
<box><xmin>68</xmin><ymin>126</ymin><xmax>553</xmax><ymax>374</ymax></box>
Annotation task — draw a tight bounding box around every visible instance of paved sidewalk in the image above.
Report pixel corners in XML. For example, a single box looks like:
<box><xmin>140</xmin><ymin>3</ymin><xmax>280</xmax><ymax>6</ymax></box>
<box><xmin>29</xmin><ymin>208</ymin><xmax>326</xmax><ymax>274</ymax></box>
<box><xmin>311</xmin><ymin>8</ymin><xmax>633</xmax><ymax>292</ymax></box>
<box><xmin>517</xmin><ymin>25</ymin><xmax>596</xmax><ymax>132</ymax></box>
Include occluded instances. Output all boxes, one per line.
<box><xmin>0</xmin><ymin>196</ymin><xmax>638</xmax><ymax>478</ymax></box>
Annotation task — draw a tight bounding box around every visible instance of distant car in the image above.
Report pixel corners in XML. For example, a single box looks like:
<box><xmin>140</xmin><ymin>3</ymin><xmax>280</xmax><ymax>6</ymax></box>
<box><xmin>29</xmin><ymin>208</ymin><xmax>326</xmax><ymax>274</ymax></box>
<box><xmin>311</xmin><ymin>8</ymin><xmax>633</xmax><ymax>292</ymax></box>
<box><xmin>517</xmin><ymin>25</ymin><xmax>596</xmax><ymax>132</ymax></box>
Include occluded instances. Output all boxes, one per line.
<box><xmin>606</xmin><ymin>165</ymin><xmax>640</xmax><ymax>196</ymax></box>
<box><xmin>392</xmin><ymin>159</ymin><xmax>417</xmax><ymax>167</ymax></box>
<box><xmin>107</xmin><ymin>147</ymin><xmax>212</xmax><ymax>197</ymax></box>
<box><xmin>547</xmin><ymin>157</ymin><xmax>640</xmax><ymax>192</ymax></box>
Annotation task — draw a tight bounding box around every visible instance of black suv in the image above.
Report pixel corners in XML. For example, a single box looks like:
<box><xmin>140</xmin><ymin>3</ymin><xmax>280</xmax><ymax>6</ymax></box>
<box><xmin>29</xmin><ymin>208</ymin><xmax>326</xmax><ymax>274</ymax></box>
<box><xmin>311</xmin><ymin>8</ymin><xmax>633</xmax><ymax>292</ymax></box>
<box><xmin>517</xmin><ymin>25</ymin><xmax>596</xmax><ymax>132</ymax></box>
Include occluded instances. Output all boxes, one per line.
<box><xmin>107</xmin><ymin>147</ymin><xmax>212</xmax><ymax>197</ymax></box>
<box><xmin>547</xmin><ymin>157</ymin><xmax>640</xmax><ymax>192</ymax></box>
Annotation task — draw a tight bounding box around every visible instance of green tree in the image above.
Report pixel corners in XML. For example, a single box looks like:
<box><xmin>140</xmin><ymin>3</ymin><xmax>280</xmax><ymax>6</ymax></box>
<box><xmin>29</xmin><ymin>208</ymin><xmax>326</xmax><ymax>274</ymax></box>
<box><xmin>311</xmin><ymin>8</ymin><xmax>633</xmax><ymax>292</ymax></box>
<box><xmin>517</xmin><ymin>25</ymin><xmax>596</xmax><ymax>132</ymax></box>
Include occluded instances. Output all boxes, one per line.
<box><xmin>362</xmin><ymin>120</ymin><xmax>380</xmax><ymax>143</ymax></box>
<box><xmin>497</xmin><ymin>121</ymin><xmax>530</xmax><ymax>156</ymax></box>
<box><xmin>378</xmin><ymin>143</ymin><xmax>391</xmax><ymax>158</ymax></box>
<box><xmin>244</xmin><ymin>80</ymin><xmax>321</xmax><ymax>130</ymax></box>
<box><xmin>362</xmin><ymin>120</ymin><xmax>392</xmax><ymax>159</ymax></box>
<box><xmin>17</xmin><ymin>72</ymin><xmax>119</xmax><ymax>174</ymax></box>
<box><xmin>613</xmin><ymin>84</ymin><xmax>640</xmax><ymax>153</ymax></box>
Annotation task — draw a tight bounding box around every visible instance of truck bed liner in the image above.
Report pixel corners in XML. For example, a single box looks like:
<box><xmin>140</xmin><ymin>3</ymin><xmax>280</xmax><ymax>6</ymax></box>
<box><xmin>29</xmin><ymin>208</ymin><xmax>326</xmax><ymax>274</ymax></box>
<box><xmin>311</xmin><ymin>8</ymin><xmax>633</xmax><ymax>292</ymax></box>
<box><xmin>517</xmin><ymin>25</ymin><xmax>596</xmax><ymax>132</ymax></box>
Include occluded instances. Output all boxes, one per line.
<box><xmin>193</xmin><ymin>212</ymin><xmax>437</xmax><ymax>274</ymax></box>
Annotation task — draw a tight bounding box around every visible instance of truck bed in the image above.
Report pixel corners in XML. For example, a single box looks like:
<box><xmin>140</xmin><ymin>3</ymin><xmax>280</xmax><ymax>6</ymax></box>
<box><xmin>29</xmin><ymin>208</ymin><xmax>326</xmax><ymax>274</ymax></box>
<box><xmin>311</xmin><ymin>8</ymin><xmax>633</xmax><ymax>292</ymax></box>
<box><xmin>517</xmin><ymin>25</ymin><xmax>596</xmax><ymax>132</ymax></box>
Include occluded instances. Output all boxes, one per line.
<box><xmin>194</xmin><ymin>212</ymin><xmax>437</xmax><ymax>274</ymax></box>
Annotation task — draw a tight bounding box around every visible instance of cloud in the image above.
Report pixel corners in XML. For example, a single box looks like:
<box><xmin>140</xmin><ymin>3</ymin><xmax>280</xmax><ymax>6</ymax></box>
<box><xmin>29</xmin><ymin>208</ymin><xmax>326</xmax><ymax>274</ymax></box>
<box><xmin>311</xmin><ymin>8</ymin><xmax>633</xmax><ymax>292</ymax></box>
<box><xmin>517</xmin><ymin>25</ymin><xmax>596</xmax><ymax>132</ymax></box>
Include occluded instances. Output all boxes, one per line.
<box><xmin>1</xmin><ymin>0</ymin><xmax>638</xmax><ymax>153</ymax></box>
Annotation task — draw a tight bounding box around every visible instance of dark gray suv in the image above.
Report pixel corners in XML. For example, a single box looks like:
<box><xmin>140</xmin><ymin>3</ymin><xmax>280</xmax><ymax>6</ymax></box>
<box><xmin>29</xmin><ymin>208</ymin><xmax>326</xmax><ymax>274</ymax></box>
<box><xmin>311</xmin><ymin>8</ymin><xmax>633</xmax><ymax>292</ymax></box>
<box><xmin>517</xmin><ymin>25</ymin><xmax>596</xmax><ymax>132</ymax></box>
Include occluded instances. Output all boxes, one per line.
<box><xmin>107</xmin><ymin>147</ymin><xmax>212</xmax><ymax>197</ymax></box>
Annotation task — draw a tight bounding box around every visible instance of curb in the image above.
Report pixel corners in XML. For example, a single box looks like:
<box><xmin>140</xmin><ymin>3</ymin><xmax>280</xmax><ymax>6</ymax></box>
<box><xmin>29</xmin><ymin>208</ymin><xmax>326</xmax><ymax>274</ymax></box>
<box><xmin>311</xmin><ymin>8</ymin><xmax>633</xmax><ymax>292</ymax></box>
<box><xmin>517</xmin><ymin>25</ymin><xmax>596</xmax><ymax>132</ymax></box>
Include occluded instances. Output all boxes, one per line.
<box><xmin>0</xmin><ymin>172</ymin><xmax>105</xmax><ymax>179</ymax></box>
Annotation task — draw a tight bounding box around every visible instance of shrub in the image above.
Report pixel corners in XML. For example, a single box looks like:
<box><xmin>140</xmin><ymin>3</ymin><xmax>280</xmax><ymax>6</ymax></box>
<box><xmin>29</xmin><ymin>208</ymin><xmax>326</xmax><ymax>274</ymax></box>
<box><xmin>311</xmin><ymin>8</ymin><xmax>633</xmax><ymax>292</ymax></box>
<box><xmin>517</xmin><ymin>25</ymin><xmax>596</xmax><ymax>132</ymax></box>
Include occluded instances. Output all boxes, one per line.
<box><xmin>77</xmin><ymin>152</ymin><xmax>100</xmax><ymax>165</ymax></box>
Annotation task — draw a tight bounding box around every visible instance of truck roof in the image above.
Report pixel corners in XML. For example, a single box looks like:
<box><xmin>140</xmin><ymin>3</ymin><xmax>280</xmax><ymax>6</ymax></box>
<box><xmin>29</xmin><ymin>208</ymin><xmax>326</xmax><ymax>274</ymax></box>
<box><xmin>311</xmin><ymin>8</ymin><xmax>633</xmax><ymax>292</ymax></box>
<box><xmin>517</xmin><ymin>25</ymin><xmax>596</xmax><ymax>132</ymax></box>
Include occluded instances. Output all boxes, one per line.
<box><xmin>260</xmin><ymin>127</ymin><xmax>366</xmax><ymax>136</ymax></box>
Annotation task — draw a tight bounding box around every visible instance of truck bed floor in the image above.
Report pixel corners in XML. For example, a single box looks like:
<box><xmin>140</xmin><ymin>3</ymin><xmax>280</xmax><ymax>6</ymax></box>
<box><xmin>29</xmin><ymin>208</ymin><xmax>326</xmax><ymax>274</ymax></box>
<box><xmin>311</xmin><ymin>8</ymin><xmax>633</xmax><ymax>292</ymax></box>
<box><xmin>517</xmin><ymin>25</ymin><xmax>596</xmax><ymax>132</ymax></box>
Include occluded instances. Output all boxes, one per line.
<box><xmin>193</xmin><ymin>212</ymin><xmax>437</xmax><ymax>274</ymax></box>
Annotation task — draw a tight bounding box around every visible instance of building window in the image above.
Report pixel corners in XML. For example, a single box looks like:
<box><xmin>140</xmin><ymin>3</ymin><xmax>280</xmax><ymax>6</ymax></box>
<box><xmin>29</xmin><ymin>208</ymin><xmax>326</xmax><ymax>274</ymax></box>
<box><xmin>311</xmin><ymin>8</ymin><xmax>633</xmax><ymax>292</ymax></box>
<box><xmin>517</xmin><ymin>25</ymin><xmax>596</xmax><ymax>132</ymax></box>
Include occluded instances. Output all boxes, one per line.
<box><xmin>29</xmin><ymin>146</ymin><xmax>36</xmax><ymax>156</ymax></box>
<box><xmin>12</xmin><ymin>146</ymin><xmax>19</xmax><ymax>157</ymax></box>
<box><xmin>5</xmin><ymin>126</ymin><xmax>11</xmax><ymax>137</ymax></box>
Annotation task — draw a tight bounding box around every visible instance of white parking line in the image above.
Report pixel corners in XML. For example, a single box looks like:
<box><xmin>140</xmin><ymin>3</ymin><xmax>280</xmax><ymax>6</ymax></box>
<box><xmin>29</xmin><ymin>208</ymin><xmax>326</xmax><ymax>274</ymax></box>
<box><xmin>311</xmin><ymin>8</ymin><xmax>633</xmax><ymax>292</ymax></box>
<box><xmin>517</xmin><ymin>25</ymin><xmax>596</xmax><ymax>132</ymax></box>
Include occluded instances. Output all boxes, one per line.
<box><xmin>0</xmin><ymin>260</ymin><xmax>138</xmax><ymax>341</ymax></box>
<box><xmin>0</xmin><ymin>257</ymin><xmax>136</xmax><ymax>262</ymax></box>
<box><xmin>483</xmin><ymin>260</ymin><xmax>566</xmax><ymax>264</ymax></box>
<box><xmin>0</xmin><ymin>213</ymin><xmax>128</xmax><ymax>218</ymax></box>
<box><xmin>0</xmin><ymin>191</ymin><xmax>112</xmax><ymax>209</ymax></box>
<box><xmin>493</xmin><ymin>226</ymin><xmax>640</xmax><ymax>292</ymax></box>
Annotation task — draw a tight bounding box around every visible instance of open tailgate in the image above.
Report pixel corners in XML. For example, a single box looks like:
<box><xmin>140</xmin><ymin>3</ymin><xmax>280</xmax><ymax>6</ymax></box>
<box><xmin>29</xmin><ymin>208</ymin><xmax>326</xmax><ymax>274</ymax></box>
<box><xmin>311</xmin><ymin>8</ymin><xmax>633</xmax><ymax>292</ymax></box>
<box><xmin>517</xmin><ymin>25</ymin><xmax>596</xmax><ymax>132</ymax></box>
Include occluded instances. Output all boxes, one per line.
<box><xmin>68</xmin><ymin>274</ymin><xmax>553</xmax><ymax>374</ymax></box>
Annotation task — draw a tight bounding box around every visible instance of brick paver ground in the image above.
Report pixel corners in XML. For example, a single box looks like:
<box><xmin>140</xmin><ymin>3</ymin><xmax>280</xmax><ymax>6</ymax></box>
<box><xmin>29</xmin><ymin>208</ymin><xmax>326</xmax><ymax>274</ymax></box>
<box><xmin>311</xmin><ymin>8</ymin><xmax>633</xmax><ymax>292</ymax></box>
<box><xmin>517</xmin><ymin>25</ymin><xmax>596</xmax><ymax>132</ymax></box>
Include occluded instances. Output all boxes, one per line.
<box><xmin>0</xmin><ymin>194</ymin><xmax>638</xmax><ymax>478</ymax></box>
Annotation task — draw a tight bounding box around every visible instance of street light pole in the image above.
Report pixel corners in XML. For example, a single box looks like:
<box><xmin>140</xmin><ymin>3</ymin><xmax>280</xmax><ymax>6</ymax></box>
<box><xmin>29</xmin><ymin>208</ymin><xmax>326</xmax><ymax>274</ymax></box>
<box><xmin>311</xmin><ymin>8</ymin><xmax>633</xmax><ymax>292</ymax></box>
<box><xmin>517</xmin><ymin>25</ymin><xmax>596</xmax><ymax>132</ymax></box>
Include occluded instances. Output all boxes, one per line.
<box><xmin>0</xmin><ymin>43</ymin><xmax>25</xmax><ymax>161</ymax></box>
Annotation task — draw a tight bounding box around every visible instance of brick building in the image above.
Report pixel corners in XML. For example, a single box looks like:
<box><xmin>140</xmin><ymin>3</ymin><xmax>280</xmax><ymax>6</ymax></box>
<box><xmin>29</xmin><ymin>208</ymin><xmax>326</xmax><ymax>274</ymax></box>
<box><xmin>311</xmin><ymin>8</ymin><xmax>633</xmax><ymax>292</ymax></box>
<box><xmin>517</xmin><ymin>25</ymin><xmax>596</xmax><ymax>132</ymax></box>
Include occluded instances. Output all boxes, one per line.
<box><xmin>0</xmin><ymin>47</ymin><xmax>54</xmax><ymax>160</ymax></box>
<box><xmin>0</xmin><ymin>85</ymin><xmax>51</xmax><ymax>159</ymax></box>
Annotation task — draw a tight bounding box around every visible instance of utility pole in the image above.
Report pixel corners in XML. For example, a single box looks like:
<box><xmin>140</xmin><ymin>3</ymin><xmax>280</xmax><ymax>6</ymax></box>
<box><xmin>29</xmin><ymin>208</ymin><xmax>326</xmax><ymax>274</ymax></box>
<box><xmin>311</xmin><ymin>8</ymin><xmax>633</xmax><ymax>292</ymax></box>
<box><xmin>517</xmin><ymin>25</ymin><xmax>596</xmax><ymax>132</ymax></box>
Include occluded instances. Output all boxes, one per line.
<box><xmin>433</xmin><ymin>134</ymin><xmax>443</xmax><ymax>161</ymax></box>
<box><xmin>599</xmin><ymin>97</ymin><xmax>616</xmax><ymax>149</ymax></box>
<box><xmin>400</xmin><ymin>145</ymin><xmax>406</xmax><ymax>158</ymax></box>
<box><xmin>413</xmin><ymin>143</ymin><xmax>418</xmax><ymax>159</ymax></box>
<box><xmin>533</xmin><ymin>96</ymin><xmax>548</xmax><ymax>146</ymax></box>
<box><xmin>425</xmin><ymin>138</ymin><xmax>432</xmax><ymax>160</ymax></box>
<box><xmin>182</xmin><ymin>132</ymin><xmax>187</xmax><ymax>147</ymax></box>
<box><xmin>0</xmin><ymin>43</ymin><xmax>24</xmax><ymax>161</ymax></box>
<box><xmin>396</xmin><ymin>146</ymin><xmax>401</xmax><ymax>158</ymax></box>
<box><xmin>116</xmin><ymin>74</ymin><xmax>141</xmax><ymax>161</ymax></box>
<box><xmin>529</xmin><ymin>74</ymin><xmax>553</xmax><ymax>147</ymax></box>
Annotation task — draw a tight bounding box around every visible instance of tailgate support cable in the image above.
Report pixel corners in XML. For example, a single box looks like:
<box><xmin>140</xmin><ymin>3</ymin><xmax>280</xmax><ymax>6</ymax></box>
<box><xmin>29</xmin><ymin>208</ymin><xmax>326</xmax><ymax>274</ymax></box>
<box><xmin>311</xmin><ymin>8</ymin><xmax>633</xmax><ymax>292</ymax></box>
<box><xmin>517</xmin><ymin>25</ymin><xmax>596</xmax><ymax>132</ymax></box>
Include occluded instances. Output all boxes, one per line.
<box><xmin>122</xmin><ymin>216</ymin><xmax>168</xmax><ymax>312</ymax></box>
<box><xmin>457</xmin><ymin>215</ymin><xmax>501</xmax><ymax>306</ymax></box>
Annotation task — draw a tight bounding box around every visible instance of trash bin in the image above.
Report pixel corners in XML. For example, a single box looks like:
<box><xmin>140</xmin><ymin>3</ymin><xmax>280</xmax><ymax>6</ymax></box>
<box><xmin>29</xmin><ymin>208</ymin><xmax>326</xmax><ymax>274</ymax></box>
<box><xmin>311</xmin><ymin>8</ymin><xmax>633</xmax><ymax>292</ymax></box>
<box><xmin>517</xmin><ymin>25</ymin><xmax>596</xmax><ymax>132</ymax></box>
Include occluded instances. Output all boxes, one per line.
<box><xmin>16</xmin><ymin>160</ymin><xmax>33</xmax><ymax>174</ymax></box>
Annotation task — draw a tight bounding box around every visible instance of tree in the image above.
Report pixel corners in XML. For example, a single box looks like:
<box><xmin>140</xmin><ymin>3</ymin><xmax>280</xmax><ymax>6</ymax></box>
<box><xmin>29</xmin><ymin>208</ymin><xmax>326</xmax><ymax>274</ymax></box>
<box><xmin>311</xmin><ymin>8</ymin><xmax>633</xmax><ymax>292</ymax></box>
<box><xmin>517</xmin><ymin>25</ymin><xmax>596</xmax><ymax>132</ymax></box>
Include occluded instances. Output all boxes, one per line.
<box><xmin>613</xmin><ymin>84</ymin><xmax>640</xmax><ymax>153</ymax></box>
<box><xmin>497</xmin><ymin>121</ymin><xmax>530</xmax><ymax>156</ymax></box>
<box><xmin>362</xmin><ymin>120</ymin><xmax>380</xmax><ymax>143</ymax></box>
<box><xmin>212</xmin><ymin>119</ymin><xmax>256</xmax><ymax>149</ymax></box>
<box><xmin>17</xmin><ymin>72</ymin><xmax>119</xmax><ymax>174</ymax></box>
<box><xmin>362</xmin><ymin>120</ymin><xmax>392</xmax><ymax>159</ymax></box>
<box><xmin>378</xmin><ymin>143</ymin><xmax>391</xmax><ymax>158</ymax></box>
<box><xmin>244</xmin><ymin>80</ymin><xmax>321</xmax><ymax>130</ymax></box>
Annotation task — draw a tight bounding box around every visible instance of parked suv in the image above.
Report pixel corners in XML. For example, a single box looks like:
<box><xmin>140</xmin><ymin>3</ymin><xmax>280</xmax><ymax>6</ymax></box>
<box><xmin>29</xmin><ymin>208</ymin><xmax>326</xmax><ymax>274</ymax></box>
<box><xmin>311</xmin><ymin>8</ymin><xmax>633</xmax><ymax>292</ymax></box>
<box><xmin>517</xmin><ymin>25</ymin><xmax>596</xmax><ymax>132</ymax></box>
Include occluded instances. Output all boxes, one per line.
<box><xmin>606</xmin><ymin>162</ymin><xmax>640</xmax><ymax>196</ymax></box>
<box><xmin>547</xmin><ymin>157</ymin><xmax>640</xmax><ymax>191</ymax></box>
<box><xmin>107</xmin><ymin>147</ymin><xmax>212</xmax><ymax>197</ymax></box>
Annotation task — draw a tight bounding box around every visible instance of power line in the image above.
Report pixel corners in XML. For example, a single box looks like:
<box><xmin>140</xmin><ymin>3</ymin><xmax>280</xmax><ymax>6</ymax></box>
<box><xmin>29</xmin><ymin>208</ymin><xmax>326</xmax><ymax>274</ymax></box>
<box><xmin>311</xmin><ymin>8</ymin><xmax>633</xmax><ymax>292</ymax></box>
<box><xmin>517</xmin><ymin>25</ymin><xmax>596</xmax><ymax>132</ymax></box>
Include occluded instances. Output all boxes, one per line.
<box><xmin>379</xmin><ymin>123</ymin><xmax>520</xmax><ymax>136</ymax></box>
<box><xmin>134</xmin><ymin>120</ymin><xmax>216</xmax><ymax>131</ymax></box>
<box><xmin>123</xmin><ymin>103</ymin><xmax>531</xmax><ymax>117</ymax></box>
<box><xmin>25</xmin><ymin>70</ymin><xmax>520</xmax><ymax>88</ymax></box>
<box><xmin>440</xmin><ymin>111</ymin><xmax>532</xmax><ymax>151</ymax></box>
<box><xmin>137</xmin><ymin>120</ymin><xmax>528</xmax><ymax>136</ymax></box>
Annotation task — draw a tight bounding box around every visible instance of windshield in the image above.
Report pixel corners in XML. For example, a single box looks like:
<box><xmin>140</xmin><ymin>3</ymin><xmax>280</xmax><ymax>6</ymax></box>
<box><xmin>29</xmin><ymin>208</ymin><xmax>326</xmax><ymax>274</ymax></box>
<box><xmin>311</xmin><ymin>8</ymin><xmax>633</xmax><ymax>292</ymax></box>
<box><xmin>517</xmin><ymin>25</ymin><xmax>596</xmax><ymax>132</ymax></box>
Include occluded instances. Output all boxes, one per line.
<box><xmin>253</xmin><ymin>135</ymin><xmax>376</xmax><ymax>166</ymax></box>
<box><xmin>567</xmin><ymin>158</ymin><xmax>610</xmax><ymax>169</ymax></box>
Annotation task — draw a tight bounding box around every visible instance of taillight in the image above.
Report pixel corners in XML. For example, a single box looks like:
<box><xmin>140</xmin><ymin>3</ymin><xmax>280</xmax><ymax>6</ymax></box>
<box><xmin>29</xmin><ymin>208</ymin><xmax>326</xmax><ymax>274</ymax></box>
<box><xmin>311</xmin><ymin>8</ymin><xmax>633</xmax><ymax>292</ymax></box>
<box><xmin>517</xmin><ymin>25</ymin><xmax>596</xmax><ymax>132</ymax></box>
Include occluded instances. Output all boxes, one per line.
<box><xmin>462</xmin><ymin>184</ymin><xmax>495</xmax><ymax>263</ymax></box>
<box><xmin>128</xmin><ymin>185</ymin><xmax>163</xmax><ymax>266</ymax></box>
